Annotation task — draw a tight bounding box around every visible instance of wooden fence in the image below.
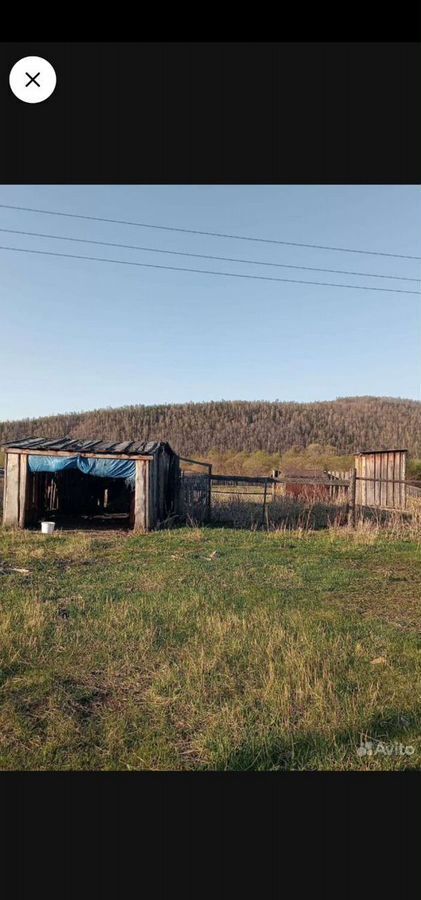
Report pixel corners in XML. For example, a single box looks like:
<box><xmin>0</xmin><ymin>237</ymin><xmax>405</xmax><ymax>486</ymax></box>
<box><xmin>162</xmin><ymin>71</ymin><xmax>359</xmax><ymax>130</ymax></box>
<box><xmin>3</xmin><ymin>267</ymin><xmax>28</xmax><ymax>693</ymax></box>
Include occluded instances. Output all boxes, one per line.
<box><xmin>210</xmin><ymin>472</ymin><xmax>352</xmax><ymax>528</ymax></box>
<box><xmin>178</xmin><ymin>465</ymin><xmax>416</xmax><ymax>528</ymax></box>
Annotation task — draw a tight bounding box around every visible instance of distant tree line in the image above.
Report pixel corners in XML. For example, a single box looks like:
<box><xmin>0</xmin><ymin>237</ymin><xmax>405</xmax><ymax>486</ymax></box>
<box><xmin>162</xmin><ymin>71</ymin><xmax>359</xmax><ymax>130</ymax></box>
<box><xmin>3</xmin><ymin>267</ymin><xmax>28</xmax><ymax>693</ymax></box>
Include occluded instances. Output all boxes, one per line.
<box><xmin>1</xmin><ymin>396</ymin><xmax>420</xmax><ymax>461</ymax></box>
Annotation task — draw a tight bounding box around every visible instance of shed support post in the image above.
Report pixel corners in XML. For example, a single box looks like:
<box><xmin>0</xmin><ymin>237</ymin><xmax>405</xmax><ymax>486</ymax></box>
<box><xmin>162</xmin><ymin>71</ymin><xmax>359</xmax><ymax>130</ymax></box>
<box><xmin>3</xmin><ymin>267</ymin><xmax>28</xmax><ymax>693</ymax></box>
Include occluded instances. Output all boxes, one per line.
<box><xmin>18</xmin><ymin>455</ymin><xmax>29</xmax><ymax>528</ymax></box>
<box><xmin>134</xmin><ymin>459</ymin><xmax>150</xmax><ymax>532</ymax></box>
<box><xmin>348</xmin><ymin>468</ymin><xmax>357</xmax><ymax>528</ymax></box>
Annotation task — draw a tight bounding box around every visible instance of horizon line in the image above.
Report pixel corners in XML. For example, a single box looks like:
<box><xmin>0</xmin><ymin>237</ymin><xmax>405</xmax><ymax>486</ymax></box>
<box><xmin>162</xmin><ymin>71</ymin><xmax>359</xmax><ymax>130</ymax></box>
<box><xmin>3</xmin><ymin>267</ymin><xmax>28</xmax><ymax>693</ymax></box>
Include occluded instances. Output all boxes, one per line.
<box><xmin>1</xmin><ymin>394</ymin><xmax>420</xmax><ymax>425</ymax></box>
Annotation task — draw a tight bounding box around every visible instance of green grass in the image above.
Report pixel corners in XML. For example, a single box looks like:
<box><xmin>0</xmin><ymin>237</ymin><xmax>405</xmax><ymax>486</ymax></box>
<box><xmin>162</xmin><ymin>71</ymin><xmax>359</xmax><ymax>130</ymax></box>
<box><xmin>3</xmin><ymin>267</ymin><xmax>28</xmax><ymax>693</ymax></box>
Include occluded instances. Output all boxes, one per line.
<box><xmin>0</xmin><ymin>525</ymin><xmax>420</xmax><ymax>770</ymax></box>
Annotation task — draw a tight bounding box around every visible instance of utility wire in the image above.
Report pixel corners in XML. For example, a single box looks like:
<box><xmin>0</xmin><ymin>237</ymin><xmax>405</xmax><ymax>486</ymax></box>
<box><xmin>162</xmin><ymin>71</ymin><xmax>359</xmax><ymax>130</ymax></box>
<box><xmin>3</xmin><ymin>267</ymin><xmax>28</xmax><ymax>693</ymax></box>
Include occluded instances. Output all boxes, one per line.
<box><xmin>0</xmin><ymin>203</ymin><xmax>419</xmax><ymax>261</ymax></box>
<box><xmin>0</xmin><ymin>244</ymin><xmax>419</xmax><ymax>294</ymax></box>
<box><xmin>0</xmin><ymin>226</ymin><xmax>418</xmax><ymax>283</ymax></box>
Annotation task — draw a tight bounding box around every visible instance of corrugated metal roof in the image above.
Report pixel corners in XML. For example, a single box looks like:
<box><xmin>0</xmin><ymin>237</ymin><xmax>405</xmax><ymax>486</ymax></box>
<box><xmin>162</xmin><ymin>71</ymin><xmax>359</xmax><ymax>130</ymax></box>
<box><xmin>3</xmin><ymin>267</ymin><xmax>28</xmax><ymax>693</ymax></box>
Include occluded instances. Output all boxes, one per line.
<box><xmin>1</xmin><ymin>436</ymin><xmax>173</xmax><ymax>456</ymax></box>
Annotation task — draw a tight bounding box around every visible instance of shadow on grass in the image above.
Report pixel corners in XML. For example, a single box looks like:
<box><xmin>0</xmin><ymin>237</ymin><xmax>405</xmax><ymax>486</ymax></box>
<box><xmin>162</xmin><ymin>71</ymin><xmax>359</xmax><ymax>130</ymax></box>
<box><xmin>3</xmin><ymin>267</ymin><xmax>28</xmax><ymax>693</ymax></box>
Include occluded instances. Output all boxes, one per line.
<box><xmin>192</xmin><ymin>498</ymin><xmax>349</xmax><ymax>531</ymax></box>
<box><xmin>216</xmin><ymin>708</ymin><xmax>421</xmax><ymax>770</ymax></box>
<box><xmin>181</xmin><ymin>499</ymin><xmax>418</xmax><ymax>533</ymax></box>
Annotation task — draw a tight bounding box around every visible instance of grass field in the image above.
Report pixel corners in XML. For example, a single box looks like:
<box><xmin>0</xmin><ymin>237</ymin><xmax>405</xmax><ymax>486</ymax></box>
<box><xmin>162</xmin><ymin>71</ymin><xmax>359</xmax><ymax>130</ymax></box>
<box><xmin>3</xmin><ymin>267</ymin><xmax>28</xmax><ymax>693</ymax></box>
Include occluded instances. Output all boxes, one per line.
<box><xmin>0</xmin><ymin>524</ymin><xmax>420</xmax><ymax>770</ymax></box>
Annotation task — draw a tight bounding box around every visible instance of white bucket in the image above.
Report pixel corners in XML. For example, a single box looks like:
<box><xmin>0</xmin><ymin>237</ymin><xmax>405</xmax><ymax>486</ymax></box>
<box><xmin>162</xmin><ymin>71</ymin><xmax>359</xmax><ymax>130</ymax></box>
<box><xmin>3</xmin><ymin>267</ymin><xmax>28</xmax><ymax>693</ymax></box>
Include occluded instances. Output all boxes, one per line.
<box><xmin>41</xmin><ymin>521</ymin><xmax>55</xmax><ymax>535</ymax></box>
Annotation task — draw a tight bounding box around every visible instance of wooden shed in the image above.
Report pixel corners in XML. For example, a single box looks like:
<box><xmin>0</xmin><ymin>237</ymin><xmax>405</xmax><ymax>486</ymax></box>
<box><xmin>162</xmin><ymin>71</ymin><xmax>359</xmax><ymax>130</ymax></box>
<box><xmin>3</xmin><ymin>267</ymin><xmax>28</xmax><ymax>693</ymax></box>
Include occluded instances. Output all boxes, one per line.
<box><xmin>355</xmin><ymin>448</ymin><xmax>407</xmax><ymax>509</ymax></box>
<box><xmin>1</xmin><ymin>437</ymin><xmax>180</xmax><ymax>531</ymax></box>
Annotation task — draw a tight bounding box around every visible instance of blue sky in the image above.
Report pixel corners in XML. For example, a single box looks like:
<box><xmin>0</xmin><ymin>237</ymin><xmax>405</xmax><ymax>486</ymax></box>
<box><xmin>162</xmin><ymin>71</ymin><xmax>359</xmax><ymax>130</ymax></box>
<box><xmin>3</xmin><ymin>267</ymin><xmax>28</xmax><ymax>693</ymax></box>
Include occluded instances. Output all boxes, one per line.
<box><xmin>0</xmin><ymin>185</ymin><xmax>419</xmax><ymax>421</ymax></box>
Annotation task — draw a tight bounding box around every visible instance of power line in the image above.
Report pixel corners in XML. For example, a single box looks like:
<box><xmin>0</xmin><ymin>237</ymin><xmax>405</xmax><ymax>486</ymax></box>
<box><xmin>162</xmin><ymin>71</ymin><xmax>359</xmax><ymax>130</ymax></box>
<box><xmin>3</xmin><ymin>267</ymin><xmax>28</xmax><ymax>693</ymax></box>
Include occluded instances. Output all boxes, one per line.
<box><xmin>0</xmin><ymin>243</ymin><xmax>419</xmax><ymax>294</ymax></box>
<box><xmin>0</xmin><ymin>203</ymin><xmax>419</xmax><ymax>261</ymax></box>
<box><xmin>0</xmin><ymin>226</ymin><xmax>418</xmax><ymax>283</ymax></box>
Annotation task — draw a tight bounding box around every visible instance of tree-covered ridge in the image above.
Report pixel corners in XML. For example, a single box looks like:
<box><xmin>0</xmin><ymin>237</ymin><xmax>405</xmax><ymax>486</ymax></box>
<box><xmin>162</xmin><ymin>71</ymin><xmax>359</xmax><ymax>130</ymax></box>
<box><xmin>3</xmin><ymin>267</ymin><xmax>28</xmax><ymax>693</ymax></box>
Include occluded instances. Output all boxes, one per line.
<box><xmin>1</xmin><ymin>396</ymin><xmax>420</xmax><ymax>458</ymax></box>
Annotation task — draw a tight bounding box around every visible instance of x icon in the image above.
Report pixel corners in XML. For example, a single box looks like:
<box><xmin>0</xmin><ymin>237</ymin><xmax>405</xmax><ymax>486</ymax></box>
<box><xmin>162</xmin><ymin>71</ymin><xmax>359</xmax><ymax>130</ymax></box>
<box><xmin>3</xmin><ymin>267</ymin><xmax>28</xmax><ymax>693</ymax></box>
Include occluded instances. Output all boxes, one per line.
<box><xmin>25</xmin><ymin>72</ymin><xmax>40</xmax><ymax>87</ymax></box>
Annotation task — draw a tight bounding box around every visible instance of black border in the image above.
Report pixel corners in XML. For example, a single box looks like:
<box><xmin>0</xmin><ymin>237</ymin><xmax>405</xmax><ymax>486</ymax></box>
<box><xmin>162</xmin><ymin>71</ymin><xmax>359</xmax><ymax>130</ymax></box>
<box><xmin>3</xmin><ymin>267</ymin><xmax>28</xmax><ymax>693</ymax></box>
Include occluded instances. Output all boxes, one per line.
<box><xmin>1</xmin><ymin>38</ymin><xmax>420</xmax><ymax>884</ymax></box>
<box><xmin>1</xmin><ymin>42</ymin><xmax>421</xmax><ymax>184</ymax></box>
<box><xmin>1</xmin><ymin>772</ymin><xmax>419</xmax><ymax>893</ymax></box>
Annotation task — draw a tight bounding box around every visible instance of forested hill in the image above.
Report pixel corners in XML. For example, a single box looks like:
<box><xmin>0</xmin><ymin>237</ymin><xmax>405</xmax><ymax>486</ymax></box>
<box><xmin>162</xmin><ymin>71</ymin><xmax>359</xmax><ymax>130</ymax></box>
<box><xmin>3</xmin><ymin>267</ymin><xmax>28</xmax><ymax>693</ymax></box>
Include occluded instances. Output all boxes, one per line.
<box><xmin>1</xmin><ymin>397</ymin><xmax>420</xmax><ymax>458</ymax></box>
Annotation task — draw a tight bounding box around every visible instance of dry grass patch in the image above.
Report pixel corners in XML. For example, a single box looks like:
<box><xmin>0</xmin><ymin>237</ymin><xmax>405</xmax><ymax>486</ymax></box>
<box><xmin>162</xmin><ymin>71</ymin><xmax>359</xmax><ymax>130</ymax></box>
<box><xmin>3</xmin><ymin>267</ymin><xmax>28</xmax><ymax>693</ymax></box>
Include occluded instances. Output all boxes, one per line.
<box><xmin>0</xmin><ymin>526</ymin><xmax>420</xmax><ymax>770</ymax></box>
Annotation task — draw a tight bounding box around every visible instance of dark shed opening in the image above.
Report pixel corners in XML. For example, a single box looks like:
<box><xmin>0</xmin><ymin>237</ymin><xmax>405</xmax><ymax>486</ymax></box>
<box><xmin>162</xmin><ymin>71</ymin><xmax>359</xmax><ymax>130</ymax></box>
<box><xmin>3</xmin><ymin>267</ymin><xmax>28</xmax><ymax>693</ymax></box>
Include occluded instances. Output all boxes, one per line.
<box><xmin>27</xmin><ymin>467</ymin><xmax>134</xmax><ymax>530</ymax></box>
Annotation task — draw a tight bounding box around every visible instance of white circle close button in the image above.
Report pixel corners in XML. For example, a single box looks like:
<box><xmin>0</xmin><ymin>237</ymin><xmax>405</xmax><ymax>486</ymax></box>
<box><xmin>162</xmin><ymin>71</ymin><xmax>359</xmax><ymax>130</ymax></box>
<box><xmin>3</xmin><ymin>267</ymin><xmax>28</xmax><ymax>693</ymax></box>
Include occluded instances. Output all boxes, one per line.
<box><xmin>9</xmin><ymin>56</ymin><xmax>56</xmax><ymax>104</ymax></box>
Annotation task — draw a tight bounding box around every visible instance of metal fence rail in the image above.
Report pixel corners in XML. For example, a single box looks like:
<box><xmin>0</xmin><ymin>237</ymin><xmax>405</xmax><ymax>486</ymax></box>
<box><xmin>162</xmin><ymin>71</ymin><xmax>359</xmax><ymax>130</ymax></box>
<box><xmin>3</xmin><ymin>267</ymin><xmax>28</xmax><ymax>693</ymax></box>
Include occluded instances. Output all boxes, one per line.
<box><xmin>178</xmin><ymin>457</ymin><xmax>212</xmax><ymax>524</ymax></box>
<box><xmin>209</xmin><ymin>472</ymin><xmax>353</xmax><ymax>529</ymax></box>
<box><xmin>178</xmin><ymin>463</ymin><xmax>419</xmax><ymax>529</ymax></box>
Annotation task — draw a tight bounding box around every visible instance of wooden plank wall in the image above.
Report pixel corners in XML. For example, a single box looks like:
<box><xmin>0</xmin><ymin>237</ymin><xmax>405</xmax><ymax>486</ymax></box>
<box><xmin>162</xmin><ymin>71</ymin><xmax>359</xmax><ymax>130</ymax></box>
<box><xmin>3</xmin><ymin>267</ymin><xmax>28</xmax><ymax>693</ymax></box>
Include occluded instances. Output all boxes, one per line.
<box><xmin>152</xmin><ymin>453</ymin><xmax>159</xmax><ymax>526</ymax></box>
<box><xmin>355</xmin><ymin>451</ymin><xmax>407</xmax><ymax>509</ymax></box>
<box><xmin>158</xmin><ymin>449</ymin><xmax>168</xmax><ymax>525</ymax></box>
<box><xmin>3</xmin><ymin>452</ymin><xmax>29</xmax><ymax>527</ymax></box>
<box><xmin>152</xmin><ymin>448</ymin><xmax>177</xmax><ymax>525</ymax></box>
<box><xmin>135</xmin><ymin>452</ymin><xmax>175</xmax><ymax>530</ymax></box>
<box><xmin>149</xmin><ymin>455</ymin><xmax>155</xmax><ymax>529</ymax></box>
<box><xmin>165</xmin><ymin>454</ymin><xmax>180</xmax><ymax>518</ymax></box>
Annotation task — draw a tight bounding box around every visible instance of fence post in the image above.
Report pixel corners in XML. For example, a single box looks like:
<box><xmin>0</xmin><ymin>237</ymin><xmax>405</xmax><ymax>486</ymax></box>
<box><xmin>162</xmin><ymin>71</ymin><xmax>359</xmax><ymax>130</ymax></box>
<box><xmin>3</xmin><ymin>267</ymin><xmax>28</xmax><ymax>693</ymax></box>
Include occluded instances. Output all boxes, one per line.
<box><xmin>262</xmin><ymin>479</ymin><xmax>268</xmax><ymax>529</ymax></box>
<box><xmin>207</xmin><ymin>464</ymin><xmax>212</xmax><ymax>523</ymax></box>
<box><xmin>272</xmin><ymin>469</ymin><xmax>279</xmax><ymax>501</ymax></box>
<box><xmin>348</xmin><ymin>468</ymin><xmax>357</xmax><ymax>527</ymax></box>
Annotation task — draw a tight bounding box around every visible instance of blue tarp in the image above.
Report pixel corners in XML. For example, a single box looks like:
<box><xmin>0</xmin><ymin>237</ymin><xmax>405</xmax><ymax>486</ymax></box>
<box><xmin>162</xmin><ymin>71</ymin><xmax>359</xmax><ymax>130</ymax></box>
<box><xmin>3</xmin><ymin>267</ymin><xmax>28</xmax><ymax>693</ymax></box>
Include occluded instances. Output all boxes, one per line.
<box><xmin>28</xmin><ymin>455</ymin><xmax>136</xmax><ymax>486</ymax></box>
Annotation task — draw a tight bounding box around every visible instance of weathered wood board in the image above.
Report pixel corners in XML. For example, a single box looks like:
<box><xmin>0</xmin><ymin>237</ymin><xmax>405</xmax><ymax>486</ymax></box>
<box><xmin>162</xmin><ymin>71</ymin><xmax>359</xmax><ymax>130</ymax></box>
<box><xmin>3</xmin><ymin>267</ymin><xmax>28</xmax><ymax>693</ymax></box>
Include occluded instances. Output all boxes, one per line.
<box><xmin>3</xmin><ymin>453</ymin><xmax>20</xmax><ymax>525</ymax></box>
<box><xmin>355</xmin><ymin>450</ymin><xmax>407</xmax><ymax>509</ymax></box>
<box><xmin>134</xmin><ymin>458</ymin><xmax>150</xmax><ymax>531</ymax></box>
